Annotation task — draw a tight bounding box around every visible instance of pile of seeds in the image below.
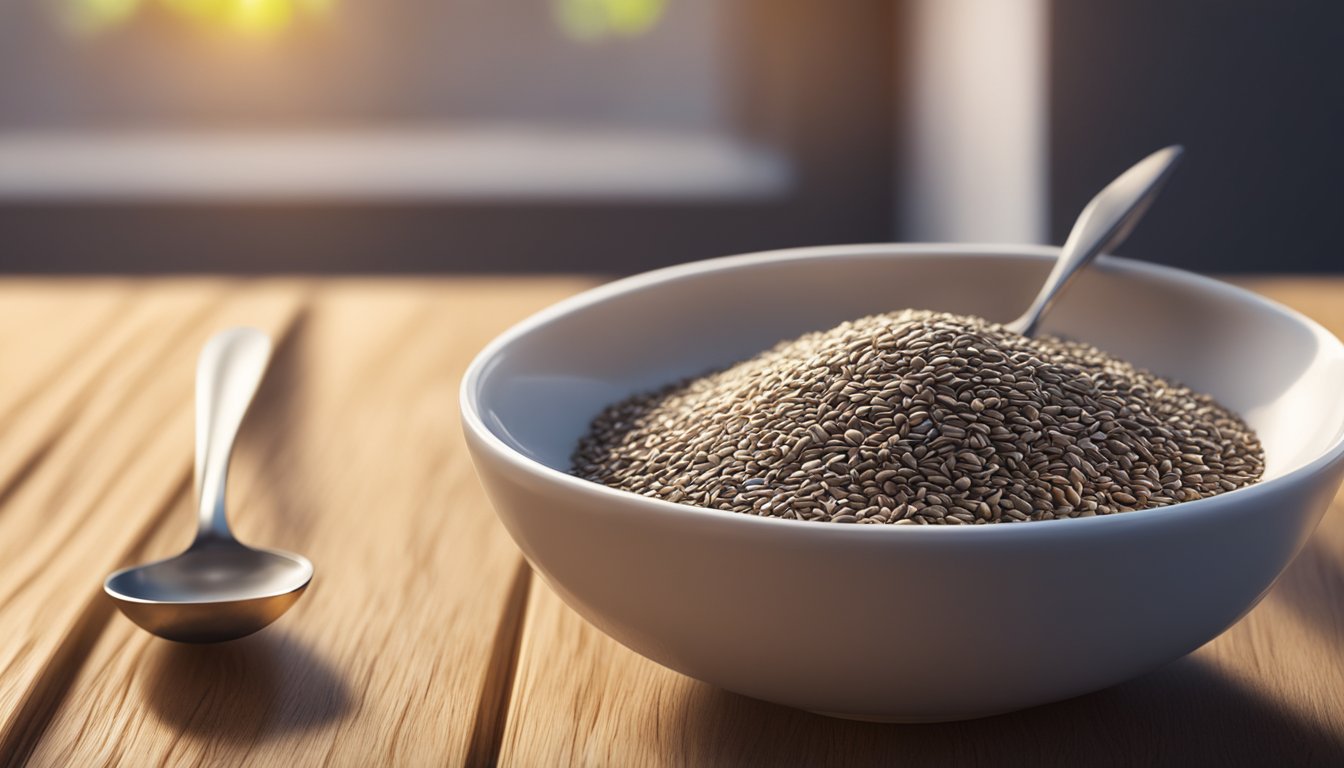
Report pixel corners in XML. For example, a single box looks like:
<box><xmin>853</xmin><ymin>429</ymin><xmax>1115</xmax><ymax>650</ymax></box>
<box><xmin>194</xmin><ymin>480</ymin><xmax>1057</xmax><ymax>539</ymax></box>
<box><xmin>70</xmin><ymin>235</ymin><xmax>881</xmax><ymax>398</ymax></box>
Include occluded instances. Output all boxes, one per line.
<box><xmin>572</xmin><ymin>310</ymin><xmax>1264</xmax><ymax>524</ymax></box>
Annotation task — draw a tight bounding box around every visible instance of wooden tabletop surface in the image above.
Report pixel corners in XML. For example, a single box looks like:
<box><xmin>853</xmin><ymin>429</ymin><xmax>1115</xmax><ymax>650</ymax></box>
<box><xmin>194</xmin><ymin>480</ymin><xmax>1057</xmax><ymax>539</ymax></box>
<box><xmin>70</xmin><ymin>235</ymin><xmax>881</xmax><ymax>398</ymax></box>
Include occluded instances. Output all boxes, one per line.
<box><xmin>0</xmin><ymin>276</ymin><xmax>1342</xmax><ymax>767</ymax></box>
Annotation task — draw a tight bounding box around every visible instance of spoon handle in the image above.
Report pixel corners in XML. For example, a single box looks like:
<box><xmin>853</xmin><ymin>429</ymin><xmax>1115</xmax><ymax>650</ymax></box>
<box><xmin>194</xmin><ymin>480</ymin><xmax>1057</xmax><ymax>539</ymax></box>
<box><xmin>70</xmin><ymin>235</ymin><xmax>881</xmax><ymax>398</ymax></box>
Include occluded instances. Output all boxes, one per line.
<box><xmin>194</xmin><ymin>327</ymin><xmax>273</xmax><ymax>543</ymax></box>
<box><xmin>1008</xmin><ymin>145</ymin><xmax>1185</xmax><ymax>337</ymax></box>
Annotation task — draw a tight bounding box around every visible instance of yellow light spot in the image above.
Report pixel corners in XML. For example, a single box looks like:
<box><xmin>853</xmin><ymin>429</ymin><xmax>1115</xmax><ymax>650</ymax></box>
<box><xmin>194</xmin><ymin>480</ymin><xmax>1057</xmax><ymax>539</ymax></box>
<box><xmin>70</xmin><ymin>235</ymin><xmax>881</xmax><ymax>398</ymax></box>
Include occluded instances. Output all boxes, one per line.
<box><xmin>60</xmin><ymin>0</ymin><xmax>143</xmax><ymax>34</ymax></box>
<box><xmin>60</xmin><ymin>0</ymin><xmax>333</xmax><ymax>37</ymax></box>
<box><xmin>163</xmin><ymin>0</ymin><xmax>301</xmax><ymax>35</ymax></box>
<box><xmin>556</xmin><ymin>0</ymin><xmax>667</xmax><ymax>42</ymax></box>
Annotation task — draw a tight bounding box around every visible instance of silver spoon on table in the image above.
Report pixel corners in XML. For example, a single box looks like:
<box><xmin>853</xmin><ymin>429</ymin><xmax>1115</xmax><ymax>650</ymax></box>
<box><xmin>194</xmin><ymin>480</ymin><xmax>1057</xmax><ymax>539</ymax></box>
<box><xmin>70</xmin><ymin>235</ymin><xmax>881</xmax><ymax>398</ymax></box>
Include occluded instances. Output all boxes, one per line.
<box><xmin>1007</xmin><ymin>145</ymin><xmax>1185</xmax><ymax>337</ymax></box>
<box><xmin>105</xmin><ymin>327</ymin><xmax>312</xmax><ymax>643</ymax></box>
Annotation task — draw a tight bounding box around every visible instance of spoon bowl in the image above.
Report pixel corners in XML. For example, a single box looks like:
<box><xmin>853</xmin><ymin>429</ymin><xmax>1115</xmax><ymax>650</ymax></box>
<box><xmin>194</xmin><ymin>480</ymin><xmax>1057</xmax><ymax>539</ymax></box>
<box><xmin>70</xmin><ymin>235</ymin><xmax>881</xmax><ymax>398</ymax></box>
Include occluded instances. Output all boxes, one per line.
<box><xmin>105</xmin><ymin>543</ymin><xmax>312</xmax><ymax>643</ymax></box>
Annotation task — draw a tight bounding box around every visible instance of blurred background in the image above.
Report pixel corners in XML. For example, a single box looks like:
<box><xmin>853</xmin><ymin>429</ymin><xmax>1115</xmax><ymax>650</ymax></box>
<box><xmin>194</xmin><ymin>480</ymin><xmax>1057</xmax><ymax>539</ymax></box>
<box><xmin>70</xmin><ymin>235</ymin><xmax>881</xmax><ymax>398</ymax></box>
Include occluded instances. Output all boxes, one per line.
<box><xmin>0</xmin><ymin>0</ymin><xmax>1338</xmax><ymax>274</ymax></box>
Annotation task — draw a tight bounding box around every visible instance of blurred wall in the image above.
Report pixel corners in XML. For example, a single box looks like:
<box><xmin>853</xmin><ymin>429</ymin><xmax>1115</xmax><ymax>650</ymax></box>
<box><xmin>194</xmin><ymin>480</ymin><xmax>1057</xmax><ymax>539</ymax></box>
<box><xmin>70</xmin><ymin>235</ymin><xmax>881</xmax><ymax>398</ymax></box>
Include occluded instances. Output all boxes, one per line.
<box><xmin>1</xmin><ymin>1</ymin><xmax>1340</xmax><ymax>274</ymax></box>
<box><xmin>1050</xmin><ymin>0</ymin><xmax>1344</xmax><ymax>273</ymax></box>
<box><xmin>0</xmin><ymin>0</ymin><xmax>729</xmax><ymax>133</ymax></box>
<box><xmin>0</xmin><ymin>0</ymin><xmax>896</xmax><ymax>274</ymax></box>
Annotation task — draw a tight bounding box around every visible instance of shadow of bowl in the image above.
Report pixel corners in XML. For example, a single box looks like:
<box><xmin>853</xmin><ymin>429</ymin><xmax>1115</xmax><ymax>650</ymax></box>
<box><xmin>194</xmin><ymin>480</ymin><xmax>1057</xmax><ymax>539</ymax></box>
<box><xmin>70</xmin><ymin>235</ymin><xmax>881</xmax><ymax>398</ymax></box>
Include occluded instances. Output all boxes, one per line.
<box><xmin>673</xmin><ymin>656</ymin><xmax>1344</xmax><ymax>766</ymax></box>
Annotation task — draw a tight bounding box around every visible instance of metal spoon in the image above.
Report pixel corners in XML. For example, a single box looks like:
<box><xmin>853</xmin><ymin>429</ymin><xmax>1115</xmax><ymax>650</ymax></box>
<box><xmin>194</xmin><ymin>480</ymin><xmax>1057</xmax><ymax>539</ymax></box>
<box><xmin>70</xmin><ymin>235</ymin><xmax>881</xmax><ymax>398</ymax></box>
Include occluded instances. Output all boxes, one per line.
<box><xmin>1007</xmin><ymin>145</ymin><xmax>1185</xmax><ymax>337</ymax></box>
<box><xmin>104</xmin><ymin>327</ymin><xmax>312</xmax><ymax>643</ymax></box>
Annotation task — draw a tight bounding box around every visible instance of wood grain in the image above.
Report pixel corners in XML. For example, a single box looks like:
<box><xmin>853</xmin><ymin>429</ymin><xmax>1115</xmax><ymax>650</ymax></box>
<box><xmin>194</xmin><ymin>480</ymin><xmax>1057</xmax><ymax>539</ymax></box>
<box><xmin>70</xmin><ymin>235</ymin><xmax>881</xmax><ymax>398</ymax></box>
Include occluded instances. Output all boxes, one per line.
<box><xmin>1</xmin><ymin>276</ymin><xmax>1341</xmax><ymax>766</ymax></box>
<box><xmin>0</xmin><ymin>281</ymin><xmax>138</xmax><ymax>505</ymax></box>
<box><xmin>499</xmin><ymin>277</ymin><xmax>1344</xmax><ymax>767</ymax></box>
<box><xmin>0</xmin><ymin>281</ymin><xmax>305</xmax><ymax>762</ymax></box>
<box><xmin>16</xmin><ymin>278</ymin><xmax>590</xmax><ymax>767</ymax></box>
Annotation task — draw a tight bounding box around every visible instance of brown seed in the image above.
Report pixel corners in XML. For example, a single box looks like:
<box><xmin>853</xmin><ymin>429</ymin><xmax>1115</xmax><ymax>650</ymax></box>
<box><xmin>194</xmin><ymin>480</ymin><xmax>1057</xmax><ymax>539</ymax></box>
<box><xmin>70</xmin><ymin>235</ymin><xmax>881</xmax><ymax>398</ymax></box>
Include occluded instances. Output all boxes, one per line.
<box><xmin>572</xmin><ymin>308</ymin><xmax>1263</xmax><ymax>526</ymax></box>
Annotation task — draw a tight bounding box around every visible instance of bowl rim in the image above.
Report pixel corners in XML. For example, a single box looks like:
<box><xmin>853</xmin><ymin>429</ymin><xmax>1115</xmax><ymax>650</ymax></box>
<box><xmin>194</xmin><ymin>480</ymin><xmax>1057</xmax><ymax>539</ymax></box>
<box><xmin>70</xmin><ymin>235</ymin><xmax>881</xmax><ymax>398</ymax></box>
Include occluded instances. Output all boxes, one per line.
<box><xmin>461</xmin><ymin>243</ymin><xmax>1344</xmax><ymax>538</ymax></box>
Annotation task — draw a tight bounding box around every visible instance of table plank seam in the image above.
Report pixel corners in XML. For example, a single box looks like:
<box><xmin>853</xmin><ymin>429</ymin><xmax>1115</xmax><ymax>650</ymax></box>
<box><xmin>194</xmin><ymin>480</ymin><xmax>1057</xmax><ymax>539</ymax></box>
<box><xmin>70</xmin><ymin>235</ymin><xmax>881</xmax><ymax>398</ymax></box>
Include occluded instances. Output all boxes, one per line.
<box><xmin>0</xmin><ymin>291</ymin><xmax>308</xmax><ymax>764</ymax></box>
<box><xmin>0</xmin><ymin>434</ymin><xmax>57</xmax><ymax>516</ymax></box>
<box><xmin>465</xmin><ymin>558</ymin><xmax>534</xmax><ymax>768</ymax></box>
<box><xmin>0</xmin><ymin>288</ymin><xmax>218</xmax><ymax>514</ymax></box>
<box><xmin>0</xmin><ymin>288</ymin><xmax>140</xmax><ymax>431</ymax></box>
<box><xmin>0</xmin><ymin>293</ymin><xmax>247</xmax><ymax>609</ymax></box>
<box><xmin>0</xmin><ymin>402</ymin><xmax>191</xmax><ymax>622</ymax></box>
<box><xmin>0</xmin><ymin>477</ymin><xmax>192</xmax><ymax>767</ymax></box>
<box><xmin>0</xmin><ymin>287</ymin><xmax>238</xmax><ymax>523</ymax></box>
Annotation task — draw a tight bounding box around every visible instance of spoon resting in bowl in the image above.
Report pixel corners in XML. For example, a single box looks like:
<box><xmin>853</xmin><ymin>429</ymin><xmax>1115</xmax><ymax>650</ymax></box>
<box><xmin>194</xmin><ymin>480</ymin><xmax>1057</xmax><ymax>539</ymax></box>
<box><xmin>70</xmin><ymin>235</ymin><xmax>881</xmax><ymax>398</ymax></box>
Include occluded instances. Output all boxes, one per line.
<box><xmin>1007</xmin><ymin>145</ymin><xmax>1185</xmax><ymax>337</ymax></box>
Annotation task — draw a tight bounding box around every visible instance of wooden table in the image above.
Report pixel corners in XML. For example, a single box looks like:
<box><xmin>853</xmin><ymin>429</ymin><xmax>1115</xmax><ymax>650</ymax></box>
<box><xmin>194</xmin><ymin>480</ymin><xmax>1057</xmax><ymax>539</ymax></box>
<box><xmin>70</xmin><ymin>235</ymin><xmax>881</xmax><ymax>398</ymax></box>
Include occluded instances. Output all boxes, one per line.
<box><xmin>0</xmin><ymin>277</ymin><xmax>1341</xmax><ymax>767</ymax></box>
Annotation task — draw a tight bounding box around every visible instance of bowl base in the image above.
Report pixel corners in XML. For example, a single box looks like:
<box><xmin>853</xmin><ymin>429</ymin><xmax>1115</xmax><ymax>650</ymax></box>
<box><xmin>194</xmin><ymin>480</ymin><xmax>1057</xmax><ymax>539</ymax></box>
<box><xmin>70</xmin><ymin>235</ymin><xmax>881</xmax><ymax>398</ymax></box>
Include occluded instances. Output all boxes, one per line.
<box><xmin>807</xmin><ymin>707</ymin><xmax>1015</xmax><ymax>724</ymax></box>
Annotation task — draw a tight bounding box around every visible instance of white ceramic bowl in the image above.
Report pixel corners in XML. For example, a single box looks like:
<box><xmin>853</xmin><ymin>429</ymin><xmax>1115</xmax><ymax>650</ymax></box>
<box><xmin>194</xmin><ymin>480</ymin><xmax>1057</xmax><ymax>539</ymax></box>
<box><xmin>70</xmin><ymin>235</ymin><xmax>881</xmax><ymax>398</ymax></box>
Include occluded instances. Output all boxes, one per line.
<box><xmin>461</xmin><ymin>244</ymin><xmax>1344</xmax><ymax>722</ymax></box>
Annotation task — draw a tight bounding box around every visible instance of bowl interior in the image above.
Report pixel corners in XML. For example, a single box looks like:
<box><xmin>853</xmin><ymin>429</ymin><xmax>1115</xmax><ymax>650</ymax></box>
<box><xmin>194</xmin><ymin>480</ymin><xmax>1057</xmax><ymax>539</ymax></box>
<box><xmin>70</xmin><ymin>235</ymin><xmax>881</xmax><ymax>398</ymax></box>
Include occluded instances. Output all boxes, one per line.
<box><xmin>471</xmin><ymin>247</ymin><xmax>1344</xmax><ymax>488</ymax></box>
